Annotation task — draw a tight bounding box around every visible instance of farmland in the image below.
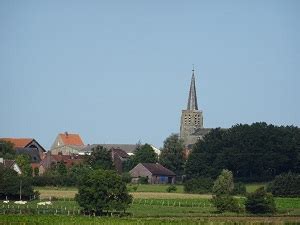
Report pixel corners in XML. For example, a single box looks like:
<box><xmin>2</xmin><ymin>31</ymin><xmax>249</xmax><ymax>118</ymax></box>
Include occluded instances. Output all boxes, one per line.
<box><xmin>1</xmin><ymin>184</ymin><xmax>300</xmax><ymax>224</ymax></box>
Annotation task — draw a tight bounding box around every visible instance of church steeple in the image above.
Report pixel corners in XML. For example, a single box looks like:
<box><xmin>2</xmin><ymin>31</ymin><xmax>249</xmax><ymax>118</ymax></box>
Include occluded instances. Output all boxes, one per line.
<box><xmin>187</xmin><ymin>68</ymin><xmax>198</xmax><ymax>110</ymax></box>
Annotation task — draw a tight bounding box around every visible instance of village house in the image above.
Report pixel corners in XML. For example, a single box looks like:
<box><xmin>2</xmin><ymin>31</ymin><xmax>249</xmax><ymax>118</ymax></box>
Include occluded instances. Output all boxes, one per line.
<box><xmin>0</xmin><ymin>158</ymin><xmax>22</xmax><ymax>175</ymax></box>
<box><xmin>0</xmin><ymin>138</ymin><xmax>46</xmax><ymax>158</ymax></box>
<box><xmin>130</xmin><ymin>163</ymin><xmax>176</xmax><ymax>184</ymax></box>
<box><xmin>50</xmin><ymin>132</ymin><xmax>86</xmax><ymax>155</ymax></box>
<box><xmin>39</xmin><ymin>152</ymin><xmax>84</xmax><ymax>175</ymax></box>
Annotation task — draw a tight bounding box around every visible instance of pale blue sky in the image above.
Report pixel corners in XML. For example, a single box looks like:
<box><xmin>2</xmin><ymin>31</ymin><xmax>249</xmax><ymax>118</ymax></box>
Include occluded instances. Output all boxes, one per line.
<box><xmin>0</xmin><ymin>1</ymin><xmax>299</xmax><ymax>149</ymax></box>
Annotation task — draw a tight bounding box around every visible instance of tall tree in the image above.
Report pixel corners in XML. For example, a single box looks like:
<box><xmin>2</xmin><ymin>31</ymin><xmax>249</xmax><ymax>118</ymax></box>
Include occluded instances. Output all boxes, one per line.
<box><xmin>159</xmin><ymin>134</ymin><xmax>185</xmax><ymax>175</ymax></box>
<box><xmin>133</xmin><ymin>144</ymin><xmax>157</xmax><ymax>164</ymax></box>
<box><xmin>15</xmin><ymin>154</ymin><xmax>32</xmax><ymax>177</ymax></box>
<box><xmin>87</xmin><ymin>145</ymin><xmax>114</xmax><ymax>170</ymax></box>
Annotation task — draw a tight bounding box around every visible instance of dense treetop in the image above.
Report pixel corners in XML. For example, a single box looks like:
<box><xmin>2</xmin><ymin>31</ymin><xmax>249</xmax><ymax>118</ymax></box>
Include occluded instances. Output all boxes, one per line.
<box><xmin>185</xmin><ymin>122</ymin><xmax>300</xmax><ymax>182</ymax></box>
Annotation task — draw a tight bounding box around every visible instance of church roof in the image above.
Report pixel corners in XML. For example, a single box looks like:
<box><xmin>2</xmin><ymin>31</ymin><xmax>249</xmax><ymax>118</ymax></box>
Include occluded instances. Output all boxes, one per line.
<box><xmin>187</xmin><ymin>70</ymin><xmax>198</xmax><ymax>110</ymax></box>
<box><xmin>59</xmin><ymin>133</ymin><xmax>84</xmax><ymax>146</ymax></box>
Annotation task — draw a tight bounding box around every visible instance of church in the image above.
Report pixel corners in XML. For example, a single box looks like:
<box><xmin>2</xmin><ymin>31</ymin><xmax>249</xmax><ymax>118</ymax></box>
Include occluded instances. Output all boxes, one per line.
<box><xmin>180</xmin><ymin>69</ymin><xmax>212</xmax><ymax>149</ymax></box>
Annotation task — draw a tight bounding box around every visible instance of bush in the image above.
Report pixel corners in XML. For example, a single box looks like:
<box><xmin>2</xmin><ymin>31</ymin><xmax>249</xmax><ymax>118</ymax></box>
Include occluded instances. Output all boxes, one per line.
<box><xmin>232</xmin><ymin>182</ymin><xmax>246</xmax><ymax>195</ymax></box>
<box><xmin>166</xmin><ymin>184</ymin><xmax>177</xmax><ymax>193</ymax></box>
<box><xmin>211</xmin><ymin>195</ymin><xmax>242</xmax><ymax>213</ymax></box>
<box><xmin>267</xmin><ymin>172</ymin><xmax>300</xmax><ymax>197</ymax></box>
<box><xmin>75</xmin><ymin>169</ymin><xmax>132</xmax><ymax>215</ymax></box>
<box><xmin>121</xmin><ymin>172</ymin><xmax>132</xmax><ymax>184</ymax></box>
<box><xmin>139</xmin><ymin>177</ymin><xmax>149</xmax><ymax>184</ymax></box>
<box><xmin>212</xmin><ymin>169</ymin><xmax>234</xmax><ymax>195</ymax></box>
<box><xmin>184</xmin><ymin>178</ymin><xmax>213</xmax><ymax>194</ymax></box>
<box><xmin>245</xmin><ymin>187</ymin><xmax>276</xmax><ymax>214</ymax></box>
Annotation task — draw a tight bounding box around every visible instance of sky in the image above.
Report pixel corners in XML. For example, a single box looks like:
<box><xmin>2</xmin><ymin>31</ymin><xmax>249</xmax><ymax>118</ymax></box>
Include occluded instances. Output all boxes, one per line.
<box><xmin>0</xmin><ymin>1</ymin><xmax>299</xmax><ymax>149</ymax></box>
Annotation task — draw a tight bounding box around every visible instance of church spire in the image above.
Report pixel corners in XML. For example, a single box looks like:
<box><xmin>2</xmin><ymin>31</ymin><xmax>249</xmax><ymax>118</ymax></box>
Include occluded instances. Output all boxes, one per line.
<box><xmin>187</xmin><ymin>67</ymin><xmax>198</xmax><ymax>110</ymax></box>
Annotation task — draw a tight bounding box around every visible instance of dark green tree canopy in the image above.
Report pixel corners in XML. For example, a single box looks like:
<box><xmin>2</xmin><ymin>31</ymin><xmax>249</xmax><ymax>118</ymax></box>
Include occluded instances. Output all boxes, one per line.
<box><xmin>0</xmin><ymin>141</ymin><xmax>15</xmax><ymax>159</ymax></box>
<box><xmin>15</xmin><ymin>154</ymin><xmax>32</xmax><ymax>177</ymax></box>
<box><xmin>87</xmin><ymin>145</ymin><xmax>114</xmax><ymax>170</ymax></box>
<box><xmin>123</xmin><ymin>144</ymin><xmax>158</xmax><ymax>172</ymax></box>
<box><xmin>133</xmin><ymin>143</ymin><xmax>158</xmax><ymax>164</ymax></box>
<box><xmin>159</xmin><ymin>134</ymin><xmax>185</xmax><ymax>175</ymax></box>
<box><xmin>267</xmin><ymin>172</ymin><xmax>300</xmax><ymax>197</ymax></box>
<box><xmin>245</xmin><ymin>187</ymin><xmax>276</xmax><ymax>214</ymax></box>
<box><xmin>185</xmin><ymin>123</ymin><xmax>300</xmax><ymax>182</ymax></box>
<box><xmin>75</xmin><ymin>169</ymin><xmax>132</xmax><ymax>214</ymax></box>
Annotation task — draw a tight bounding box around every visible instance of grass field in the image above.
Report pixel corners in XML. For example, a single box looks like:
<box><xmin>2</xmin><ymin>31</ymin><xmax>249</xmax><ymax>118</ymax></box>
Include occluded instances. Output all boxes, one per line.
<box><xmin>1</xmin><ymin>184</ymin><xmax>299</xmax><ymax>224</ymax></box>
<box><xmin>1</xmin><ymin>215</ymin><xmax>300</xmax><ymax>225</ymax></box>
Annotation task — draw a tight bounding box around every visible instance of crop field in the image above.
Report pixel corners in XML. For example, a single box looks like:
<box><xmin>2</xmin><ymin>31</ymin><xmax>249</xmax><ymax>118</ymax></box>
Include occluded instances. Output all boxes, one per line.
<box><xmin>1</xmin><ymin>215</ymin><xmax>300</xmax><ymax>225</ymax></box>
<box><xmin>1</xmin><ymin>185</ymin><xmax>300</xmax><ymax>224</ymax></box>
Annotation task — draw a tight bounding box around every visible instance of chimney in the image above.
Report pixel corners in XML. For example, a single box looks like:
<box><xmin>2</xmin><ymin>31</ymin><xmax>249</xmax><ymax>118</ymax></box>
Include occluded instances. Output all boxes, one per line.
<box><xmin>65</xmin><ymin>131</ymin><xmax>68</xmax><ymax>137</ymax></box>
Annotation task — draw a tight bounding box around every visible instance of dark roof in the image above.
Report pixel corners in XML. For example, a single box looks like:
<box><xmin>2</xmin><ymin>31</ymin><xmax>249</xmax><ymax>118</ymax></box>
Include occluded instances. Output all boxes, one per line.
<box><xmin>81</xmin><ymin>144</ymin><xmax>138</xmax><ymax>154</ymax></box>
<box><xmin>1</xmin><ymin>159</ymin><xmax>16</xmax><ymax>169</ymax></box>
<box><xmin>141</xmin><ymin>163</ymin><xmax>176</xmax><ymax>176</ymax></box>
<box><xmin>112</xmin><ymin>148</ymin><xmax>130</xmax><ymax>158</ymax></box>
<box><xmin>15</xmin><ymin>148</ymin><xmax>41</xmax><ymax>163</ymax></box>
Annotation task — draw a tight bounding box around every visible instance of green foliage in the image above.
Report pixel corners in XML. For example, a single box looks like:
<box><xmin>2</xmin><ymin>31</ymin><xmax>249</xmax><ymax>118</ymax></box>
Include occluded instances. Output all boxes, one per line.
<box><xmin>185</xmin><ymin>123</ymin><xmax>300</xmax><ymax>182</ymax></box>
<box><xmin>121</xmin><ymin>172</ymin><xmax>132</xmax><ymax>184</ymax></box>
<box><xmin>133</xmin><ymin>144</ymin><xmax>158</xmax><ymax>165</ymax></box>
<box><xmin>159</xmin><ymin>134</ymin><xmax>185</xmax><ymax>176</ymax></box>
<box><xmin>75</xmin><ymin>169</ymin><xmax>132</xmax><ymax>214</ymax></box>
<box><xmin>56</xmin><ymin>161</ymin><xmax>67</xmax><ymax>175</ymax></box>
<box><xmin>33</xmin><ymin>167</ymin><xmax>39</xmax><ymax>176</ymax></box>
<box><xmin>0</xmin><ymin>141</ymin><xmax>16</xmax><ymax>159</ymax></box>
<box><xmin>183</xmin><ymin>178</ymin><xmax>213</xmax><ymax>194</ymax></box>
<box><xmin>123</xmin><ymin>144</ymin><xmax>158</xmax><ymax>172</ymax></box>
<box><xmin>139</xmin><ymin>177</ymin><xmax>149</xmax><ymax>184</ymax></box>
<box><xmin>245</xmin><ymin>187</ymin><xmax>276</xmax><ymax>214</ymax></box>
<box><xmin>166</xmin><ymin>184</ymin><xmax>177</xmax><ymax>193</ymax></box>
<box><xmin>15</xmin><ymin>154</ymin><xmax>32</xmax><ymax>177</ymax></box>
<box><xmin>232</xmin><ymin>182</ymin><xmax>246</xmax><ymax>195</ymax></box>
<box><xmin>212</xmin><ymin>169</ymin><xmax>234</xmax><ymax>195</ymax></box>
<box><xmin>267</xmin><ymin>172</ymin><xmax>300</xmax><ymax>197</ymax></box>
<box><xmin>0</xmin><ymin>166</ymin><xmax>37</xmax><ymax>200</ymax></box>
<box><xmin>87</xmin><ymin>145</ymin><xmax>114</xmax><ymax>170</ymax></box>
<box><xmin>211</xmin><ymin>195</ymin><xmax>242</xmax><ymax>213</ymax></box>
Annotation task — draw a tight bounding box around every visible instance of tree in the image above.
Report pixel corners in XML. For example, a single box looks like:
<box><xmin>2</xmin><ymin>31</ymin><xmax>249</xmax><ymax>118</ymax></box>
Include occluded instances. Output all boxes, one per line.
<box><xmin>212</xmin><ymin>169</ymin><xmax>234</xmax><ymax>195</ymax></box>
<box><xmin>56</xmin><ymin>161</ymin><xmax>67</xmax><ymax>175</ymax></box>
<box><xmin>211</xmin><ymin>169</ymin><xmax>242</xmax><ymax>213</ymax></box>
<box><xmin>15</xmin><ymin>154</ymin><xmax>32</xmax><ymax>177</ymax></box>
<box><xmin>133</xmin><ymin>144</ymin><xmax>157</xmax><ymax>165</ymax></box>
<box><xmin>267</xmin><ymin>172</ymin><xmax>300</xmax><ymax>197</ymax></box>
<box><xmin>0</xmin><ymin>141</ymin><xmax>15</xmax><ymax>159</ymax></box>
<box><xmin>245</xmin><ymin>187</ymin><xmax>276</xmax><ymax>214</ymax></box>
<box><xmin>185</xmin><ymin>123</ymin><xmax>300</xmax><ymax>182</ymax></box>
<box><xmin>75</xmin><ymin>169</ymin><xmax>132</xmax><ymax>215</ymax></box>
<box><xmin>159</xmin><ymin>134</ymin><xmax>185</xmax><ymax>176</ymax></box>
<box><xmin>0</xmin><ymin>166</ymin><xmax>37</xmax><ymax>200</ymax></box>
<box><xmin>87</xmin><ymin>145</ymin><xmax>114</xmax><ymax>170</ymax></box>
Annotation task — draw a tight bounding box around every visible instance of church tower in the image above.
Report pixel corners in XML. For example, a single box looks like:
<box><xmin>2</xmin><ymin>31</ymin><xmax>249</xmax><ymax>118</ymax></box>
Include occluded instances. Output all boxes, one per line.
<box><xmin>180</xmin><ymin>68</ymin><xmax>204</xmax><ymax>146</ymax></box>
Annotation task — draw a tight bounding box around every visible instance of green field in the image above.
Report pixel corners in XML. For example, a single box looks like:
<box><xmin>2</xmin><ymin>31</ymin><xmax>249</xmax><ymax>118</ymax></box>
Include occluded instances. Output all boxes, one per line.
<box><xmin>1</xmin><ymin>184</ymin><xmax>300</xmax><ymax>224</ymax></box>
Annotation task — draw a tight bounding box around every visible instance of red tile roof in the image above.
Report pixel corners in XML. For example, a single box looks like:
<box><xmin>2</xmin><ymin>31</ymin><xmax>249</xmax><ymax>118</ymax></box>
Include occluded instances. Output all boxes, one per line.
<box><xmin>0</xmin><ymin>138</ymin><xmax>33</xmax><ymax>148</ymax></box>
<box><xmin>59</xmin><ymin>133</ymin><xmax>84</xmax><ymax>146</ymax></box>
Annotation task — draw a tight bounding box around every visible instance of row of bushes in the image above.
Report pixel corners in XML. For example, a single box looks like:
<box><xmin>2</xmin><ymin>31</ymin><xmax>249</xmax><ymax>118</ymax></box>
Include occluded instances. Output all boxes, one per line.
<box><xmin>183</xmin><ymin>172</ymin><xmax>300</xmax><ymax>197</ymax></box>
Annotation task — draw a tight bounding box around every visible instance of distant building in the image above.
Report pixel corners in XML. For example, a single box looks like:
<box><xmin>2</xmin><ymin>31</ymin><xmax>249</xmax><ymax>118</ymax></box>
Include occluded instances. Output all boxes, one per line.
<box><xmin>0</xmin><ymin>158</ymin><xmax>22</xmax><ymax>175</ymax></box>
<box><xmin>50</xmin><ymin>132</ymin><xmax>85</xmax><ymax>155</ymax></box>
<box><xmin>0</xmin><ymin>137</ymin><xmax>46</xmax><ymax>170</ymax></box>
<box><xmin>80</xmin><ymin>144</ymin><xmax>161</xmax><ymax>156</ymax></box>
<box><xmin>130</xmin><ymin>163</ymin><xmax>176</xmax><ymax>184</ymax></box>
<box><xmin>180</xmin><ymin>69</ymin><xmax>212</xmax><ymax>148</ymax></box>
<box><xmin>39</xmin><ymin>152</ymin><xmax>84</xmax><ymax>175</ymax></box>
